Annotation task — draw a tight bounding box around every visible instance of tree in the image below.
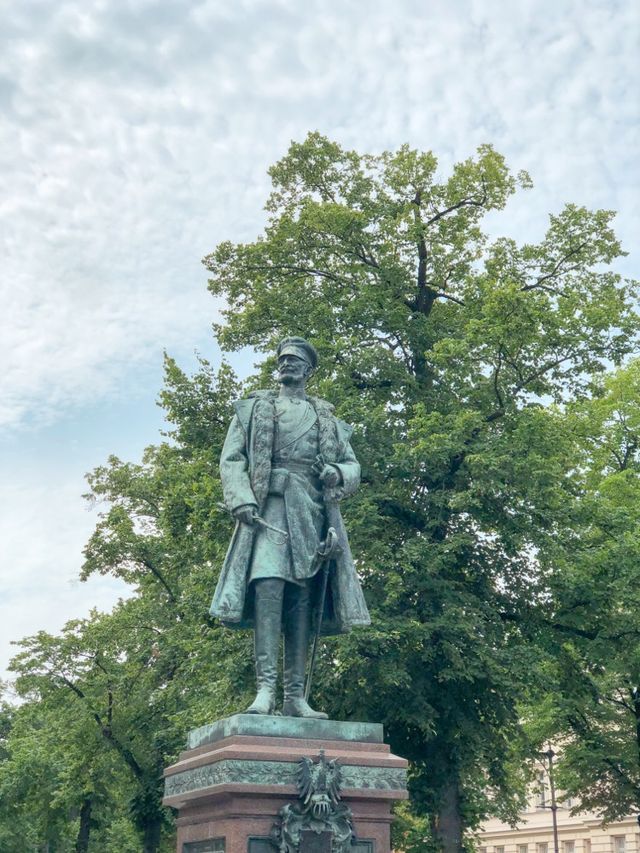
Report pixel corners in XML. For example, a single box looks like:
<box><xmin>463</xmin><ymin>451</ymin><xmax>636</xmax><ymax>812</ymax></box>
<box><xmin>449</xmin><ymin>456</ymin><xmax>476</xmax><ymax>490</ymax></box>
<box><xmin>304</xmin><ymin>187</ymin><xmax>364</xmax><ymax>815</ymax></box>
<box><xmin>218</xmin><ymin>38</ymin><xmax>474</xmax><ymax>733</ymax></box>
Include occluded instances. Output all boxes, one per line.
<box><xmin>6</xmin><ymin>358</ymin><xmax>258</xmax><ymax>851</ymax></box>
<box><xmin>0</xmin><ymin>676</ymin><xmax>139</xmax><ymax>853</ymax></box>
<box><xmin>4</xmin><ymin>135</ymin><xmax>636</xmax><ymax>850</ymax></box>
<box><xmin>201</xmin><ymin>133</ymin><xmax>638</xmax><ymax>848</ymax></box>
<box><xmin>527</xmin><ymin>361</ymin><xmax>640</xmax><ymax>822</ymax></box>
<box><xmin>10</xmin><ymin>609</ymin><xmax>168</xmax><ymax>853</ymax></box>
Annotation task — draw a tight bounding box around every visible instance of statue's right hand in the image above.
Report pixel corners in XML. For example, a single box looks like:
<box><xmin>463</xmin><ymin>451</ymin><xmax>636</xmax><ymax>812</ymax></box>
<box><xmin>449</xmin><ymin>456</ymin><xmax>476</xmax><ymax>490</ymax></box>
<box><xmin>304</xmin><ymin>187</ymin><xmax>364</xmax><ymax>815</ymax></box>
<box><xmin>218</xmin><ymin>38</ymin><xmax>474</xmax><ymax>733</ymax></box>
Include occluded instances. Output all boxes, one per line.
<box><xmin>233</xmin><ymin>504</ymin><xmax>258</xmax><ymax>526</ymax></box>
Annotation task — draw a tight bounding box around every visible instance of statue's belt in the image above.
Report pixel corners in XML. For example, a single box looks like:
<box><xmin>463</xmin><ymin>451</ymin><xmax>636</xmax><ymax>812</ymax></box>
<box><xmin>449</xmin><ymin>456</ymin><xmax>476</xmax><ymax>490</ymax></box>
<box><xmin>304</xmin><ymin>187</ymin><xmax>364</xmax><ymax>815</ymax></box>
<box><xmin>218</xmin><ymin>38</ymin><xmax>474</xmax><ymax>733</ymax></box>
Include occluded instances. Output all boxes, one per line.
<box><xmin>268</xmin><ymin>461</ymin><xmax>320</xmax><ymax>497</ymax></box>
<box><xmin>271</xmin><ymin>459</ymin><xmax>318</xmax><ymax>473</ymax></box>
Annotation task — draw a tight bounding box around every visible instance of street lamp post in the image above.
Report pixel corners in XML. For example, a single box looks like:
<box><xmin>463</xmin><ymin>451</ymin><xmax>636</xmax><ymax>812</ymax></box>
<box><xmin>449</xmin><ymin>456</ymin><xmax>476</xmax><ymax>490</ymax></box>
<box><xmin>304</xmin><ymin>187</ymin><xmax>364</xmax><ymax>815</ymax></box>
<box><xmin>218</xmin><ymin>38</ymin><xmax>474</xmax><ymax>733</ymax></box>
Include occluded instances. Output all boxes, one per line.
<box><xmin>542</xmin><ymin>748</ymin><xmax>560</xmax><ymax>853</ymax></box>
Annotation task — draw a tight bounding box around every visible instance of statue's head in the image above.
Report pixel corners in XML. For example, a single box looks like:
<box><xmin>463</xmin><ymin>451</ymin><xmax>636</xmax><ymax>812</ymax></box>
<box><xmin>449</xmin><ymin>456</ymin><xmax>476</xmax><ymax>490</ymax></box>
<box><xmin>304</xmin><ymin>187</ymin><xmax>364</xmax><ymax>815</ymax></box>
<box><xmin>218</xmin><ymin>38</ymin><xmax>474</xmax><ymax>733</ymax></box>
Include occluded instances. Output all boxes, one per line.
<box><xmin>276</xmin><ymin>337</ymin><xmax>318</xmax><ymax>385</ymax></box>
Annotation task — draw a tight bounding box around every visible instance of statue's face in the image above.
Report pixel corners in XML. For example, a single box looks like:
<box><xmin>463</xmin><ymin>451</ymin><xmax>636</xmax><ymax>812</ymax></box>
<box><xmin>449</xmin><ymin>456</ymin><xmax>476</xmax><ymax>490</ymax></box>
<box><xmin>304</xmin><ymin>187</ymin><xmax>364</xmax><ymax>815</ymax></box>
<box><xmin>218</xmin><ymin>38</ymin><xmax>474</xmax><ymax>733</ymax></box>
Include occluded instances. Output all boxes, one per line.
<box><xmin>278</xmin><ymin>354</ymin><xmax>310</xmax><ymax>385</ymax></box>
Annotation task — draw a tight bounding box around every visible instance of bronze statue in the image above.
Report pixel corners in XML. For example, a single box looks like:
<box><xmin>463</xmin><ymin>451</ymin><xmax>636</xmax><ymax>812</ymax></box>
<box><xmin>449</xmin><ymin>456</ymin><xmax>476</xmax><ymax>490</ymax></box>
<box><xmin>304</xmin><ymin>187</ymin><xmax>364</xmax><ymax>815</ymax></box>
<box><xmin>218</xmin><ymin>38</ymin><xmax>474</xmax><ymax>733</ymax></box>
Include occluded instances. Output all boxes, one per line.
<box><xmin>210</xmin><ymin>337</ymin><xmax>370</xmax><ymax>718</ymax></box>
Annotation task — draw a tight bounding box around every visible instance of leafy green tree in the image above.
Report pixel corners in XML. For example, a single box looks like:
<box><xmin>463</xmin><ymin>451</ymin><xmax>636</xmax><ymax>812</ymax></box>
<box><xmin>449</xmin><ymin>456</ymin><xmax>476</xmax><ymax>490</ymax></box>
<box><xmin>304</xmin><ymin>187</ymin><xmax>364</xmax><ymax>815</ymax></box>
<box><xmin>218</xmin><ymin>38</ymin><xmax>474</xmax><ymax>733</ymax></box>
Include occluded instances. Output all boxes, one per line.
<box><xmin>0</xmin><ymin>689</ymin><xmax>55</xmax><ymax>852</ymax></box>
<box><xmin>81</xmin><ymin>357</ymin><xmax>254</xmax><ymax>725</ymax></box>
<box><xmin>202</xmin><ymin>132</ymin><xmax>638</xmax><ymax>848</ymax></box>
<box><xmin>7</xmin><ymin>357</ymin><xmax>253</xmax><ymax>852</ymax></box>
<box><xmin>4</xmin><ymin>135</ymin><xmax>637</xmax><ymax>851</ymax></box>
<box><xmin>0</xmin><ymin>675</ymin><xmax>134</xmax><ymax>853</ymax></box>
<box><xmin>10</xmin><ymin>610</ymin><xmax>167</xmax><ymax>852</ymax></box>
<box><xmin>528</xmin><ymin>361</ymin><xmax>640</xmax><ymax>821</ymax></box>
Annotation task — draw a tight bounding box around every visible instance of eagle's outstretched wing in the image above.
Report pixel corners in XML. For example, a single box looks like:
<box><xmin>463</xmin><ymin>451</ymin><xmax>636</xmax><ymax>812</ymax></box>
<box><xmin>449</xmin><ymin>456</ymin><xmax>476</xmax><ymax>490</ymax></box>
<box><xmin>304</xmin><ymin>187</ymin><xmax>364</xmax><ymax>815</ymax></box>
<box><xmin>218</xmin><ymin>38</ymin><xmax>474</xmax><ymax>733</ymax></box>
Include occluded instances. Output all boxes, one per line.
<box><xmin>297</xmin><ymin>756</ymin><xmax>315</xmax><ymax>805</ymax></box>
<box><xmin>326</xmin><ymin>758</ymin><xmax>343</xmax><ymax>804</ymax></box>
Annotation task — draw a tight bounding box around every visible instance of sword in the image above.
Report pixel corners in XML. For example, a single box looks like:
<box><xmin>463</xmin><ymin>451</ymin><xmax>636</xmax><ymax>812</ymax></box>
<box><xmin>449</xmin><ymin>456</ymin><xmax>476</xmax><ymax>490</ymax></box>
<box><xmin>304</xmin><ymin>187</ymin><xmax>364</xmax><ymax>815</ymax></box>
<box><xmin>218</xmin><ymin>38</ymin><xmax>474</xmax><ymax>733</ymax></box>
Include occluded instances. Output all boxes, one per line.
<box><xmin>252</xmin><ymin>514</ymin><xmax>289</xmax><ymax>539</ymax></box>
<box><xmin>304</xmin><ymin>526</ymin><xmax>340</xmax><ymax>702</ymax></box>
<box><xmin>216</xmin><ymin>502</ymin><xmax>288</xmax><ymax>540</ymax></box>
<box><xmin>305</xmin><ymin>455</ymin><xmax>345</xmax><ymax>702</ymax></box>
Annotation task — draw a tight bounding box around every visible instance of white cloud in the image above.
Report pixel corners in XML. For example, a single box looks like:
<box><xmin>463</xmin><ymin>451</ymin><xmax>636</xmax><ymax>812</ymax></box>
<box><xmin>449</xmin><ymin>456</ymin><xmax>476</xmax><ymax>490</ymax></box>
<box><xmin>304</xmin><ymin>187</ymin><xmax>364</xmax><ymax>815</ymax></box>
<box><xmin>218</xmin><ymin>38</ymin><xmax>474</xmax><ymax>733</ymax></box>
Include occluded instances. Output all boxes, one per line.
<box><xmin>0</xmin><ymin>466</ymin><xmax>130</xmax><ymax>681</ymax></box>
<box><xmin>0</xmin><ymin>0</ymin><xmax>638</xmax><ymax>668</ymax></box>
<box><xmin>2</xmin><ymin>2</ymin><xmax>637</xmax><ymax>425</ymax></box>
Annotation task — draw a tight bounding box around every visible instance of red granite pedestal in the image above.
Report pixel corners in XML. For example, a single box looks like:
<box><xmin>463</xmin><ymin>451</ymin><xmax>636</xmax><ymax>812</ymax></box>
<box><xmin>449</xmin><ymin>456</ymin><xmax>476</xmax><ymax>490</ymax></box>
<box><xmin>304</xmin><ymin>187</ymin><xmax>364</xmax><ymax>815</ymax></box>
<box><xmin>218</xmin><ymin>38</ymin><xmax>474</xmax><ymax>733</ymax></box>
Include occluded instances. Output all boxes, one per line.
<box><xmin>163</xmin><ymin>715</ymin><xmax>408</xmax><ymax>853</ymax></box>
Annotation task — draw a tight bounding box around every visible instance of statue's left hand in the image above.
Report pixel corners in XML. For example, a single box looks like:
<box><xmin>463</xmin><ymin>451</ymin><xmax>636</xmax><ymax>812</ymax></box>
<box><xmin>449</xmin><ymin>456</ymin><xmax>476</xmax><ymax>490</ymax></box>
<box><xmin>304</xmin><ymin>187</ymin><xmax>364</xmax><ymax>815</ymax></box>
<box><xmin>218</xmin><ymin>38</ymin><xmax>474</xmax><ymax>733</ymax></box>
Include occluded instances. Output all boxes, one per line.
<box><xmin>319</xmin><ymin>465</ymin><xmax>342</xmax><ymax>487</ymax></box>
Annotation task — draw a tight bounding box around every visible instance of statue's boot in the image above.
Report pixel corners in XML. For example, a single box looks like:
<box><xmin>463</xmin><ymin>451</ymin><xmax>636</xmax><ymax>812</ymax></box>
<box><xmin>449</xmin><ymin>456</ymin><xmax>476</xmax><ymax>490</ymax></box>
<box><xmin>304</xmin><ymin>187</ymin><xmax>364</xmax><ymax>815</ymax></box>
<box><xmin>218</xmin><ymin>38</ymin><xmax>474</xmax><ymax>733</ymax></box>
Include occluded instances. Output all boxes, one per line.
<box><xmin>282</xmin><ymin>582</ymin><xmax>328</xmax><ymax>719</ymax></box>
<box><xmin>245</xmin><ymin>580</ymin><xmax>282</xmax><ymax>715</ymax></box>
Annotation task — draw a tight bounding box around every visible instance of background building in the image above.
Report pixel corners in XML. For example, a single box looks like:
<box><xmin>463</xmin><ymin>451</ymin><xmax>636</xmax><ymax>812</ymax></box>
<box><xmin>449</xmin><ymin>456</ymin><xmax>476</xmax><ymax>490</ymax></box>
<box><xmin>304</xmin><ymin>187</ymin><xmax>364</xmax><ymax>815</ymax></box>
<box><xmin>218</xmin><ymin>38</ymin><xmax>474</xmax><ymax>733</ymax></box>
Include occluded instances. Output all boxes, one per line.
<box><xmin>479</xmin><ymin>762</ymin><xmax>638</xmax><ymax>853</ymax></box>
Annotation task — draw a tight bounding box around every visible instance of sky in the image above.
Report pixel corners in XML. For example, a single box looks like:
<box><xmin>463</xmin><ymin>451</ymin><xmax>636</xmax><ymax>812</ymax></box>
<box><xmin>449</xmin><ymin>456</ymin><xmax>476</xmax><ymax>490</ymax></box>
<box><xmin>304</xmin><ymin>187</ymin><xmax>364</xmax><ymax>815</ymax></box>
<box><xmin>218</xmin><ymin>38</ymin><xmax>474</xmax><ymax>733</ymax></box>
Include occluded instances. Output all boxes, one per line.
<box><xmin>1</xmin><ymin>0</ymin><xmax>638</xmax><ymax>684</ymax></box>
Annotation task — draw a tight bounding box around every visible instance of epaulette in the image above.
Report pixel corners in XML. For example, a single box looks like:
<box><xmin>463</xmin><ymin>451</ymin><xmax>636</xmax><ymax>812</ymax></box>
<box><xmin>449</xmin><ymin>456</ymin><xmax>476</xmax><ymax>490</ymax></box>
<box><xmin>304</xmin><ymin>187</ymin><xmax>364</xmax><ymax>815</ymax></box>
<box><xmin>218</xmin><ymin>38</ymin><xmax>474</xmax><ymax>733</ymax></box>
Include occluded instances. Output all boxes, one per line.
<box><xmin>307</xmin><ymin>395</ymin><xmax>335</xmax><ymax>414</ymax></box>
<box><xmin>246</xmin><ymin>389</ymin><xmax>277</xmax><ymax>400</ymax></box>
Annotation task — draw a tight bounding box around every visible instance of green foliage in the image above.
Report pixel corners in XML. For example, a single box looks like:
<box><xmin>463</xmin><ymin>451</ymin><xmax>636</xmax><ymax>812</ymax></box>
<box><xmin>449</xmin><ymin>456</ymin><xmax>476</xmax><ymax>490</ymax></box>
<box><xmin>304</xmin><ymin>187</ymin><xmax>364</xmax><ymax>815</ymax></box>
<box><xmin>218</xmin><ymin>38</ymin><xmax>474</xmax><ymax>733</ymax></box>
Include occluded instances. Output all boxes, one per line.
<box><xmin>5</xmin><ymin>358</ymin><xmax>252</xmax><ymax>851</ymax></box>
<box><xmin>0</xmin><ymin>677</ymin><xmax>136</xmax><ymax>852</ymax></box>
<box><xmin>2</xmin><ymin>135</ymin><xmax>637</xmax><ymax>849</ymax></box>
<box><xmin>392</xmin><ymin>800</ymin><xmax>434</xmax><ymax>852</ymax></box>
<box><xmin>203</xmin><ymin>133</ymin><xmax>638</xmax><ymax>842</ymax></box>
<box><xmin>526</xmin><ymin>361</ymin><xmax>640</xmax><ymax>822</ymax></box>
<box><xmin>205</xmin><ymin>134</ymin><xmax>638</xmax><ymax>840</ymax></box>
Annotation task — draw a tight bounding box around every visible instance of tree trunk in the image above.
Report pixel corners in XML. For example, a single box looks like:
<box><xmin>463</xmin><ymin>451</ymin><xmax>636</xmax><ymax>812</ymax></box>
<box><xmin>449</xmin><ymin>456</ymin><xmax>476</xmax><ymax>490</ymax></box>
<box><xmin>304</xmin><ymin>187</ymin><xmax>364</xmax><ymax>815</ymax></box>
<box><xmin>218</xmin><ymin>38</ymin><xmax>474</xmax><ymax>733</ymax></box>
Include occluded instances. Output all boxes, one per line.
<box><xmin>437</xmin><ymin>778</ymin><xmax>463</xmax><ymax>853</ymax></box>
<box><xmin>75</xmin><ymin>797</ymin><xmax>93</xmax><ymax>853</ymax></box>
<box><xmin>142</xmin><ymin>815</ymin><xmax>162</xmax><ymax>853</ymax></box>
<box><xmin>633</xmin><ymin>687</ymin><xmax>640</xmax><ymax>775</ymax></box>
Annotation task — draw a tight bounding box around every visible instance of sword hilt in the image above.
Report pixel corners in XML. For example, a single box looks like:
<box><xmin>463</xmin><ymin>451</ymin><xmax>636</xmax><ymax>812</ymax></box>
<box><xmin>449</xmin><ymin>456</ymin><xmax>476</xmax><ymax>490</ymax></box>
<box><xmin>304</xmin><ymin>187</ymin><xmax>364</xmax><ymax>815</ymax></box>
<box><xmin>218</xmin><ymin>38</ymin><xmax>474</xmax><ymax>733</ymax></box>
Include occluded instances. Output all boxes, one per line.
<box><xmin>216</xmin><ymin>502</ymin><xmax>289</xmax><ymax>540</ymax></box>
<box><xmin>251</xmin><ymin>513</ymin><xmax>289</xmax><ymax>540</ymax></box>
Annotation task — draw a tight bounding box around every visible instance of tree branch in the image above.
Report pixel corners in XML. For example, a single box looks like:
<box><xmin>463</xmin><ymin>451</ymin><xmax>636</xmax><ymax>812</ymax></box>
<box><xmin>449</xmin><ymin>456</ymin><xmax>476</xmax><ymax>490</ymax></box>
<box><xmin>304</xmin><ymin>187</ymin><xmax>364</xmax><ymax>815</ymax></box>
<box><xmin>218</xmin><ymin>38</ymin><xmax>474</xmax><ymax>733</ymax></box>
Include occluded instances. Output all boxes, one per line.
<box><xmin>350</xmin><ymin>371</ymin><xmax>394</xmax><ymax>391</ymax></box>
<box><xmin>520</xmin><ymin>242</ymin><xmax>588</xmax><ymax>294</ymax></box>
<box><xmin>433</xmin><ymin>291</ymin><xmax>466</xmax><ymax>306</ymax></box>
<box><xmin>493</xmin><ymin>350</ymin><xmax>506</xmax><ymax>414</ymax></box>
<box><xmin>423</xmin><ymin>184</ymin><xmax>488</xmax><ymax>228</ymax></box>
<box><xmin>514</xmin><ymin>355</ymin><xmax>574</xmax><ymax>393</ymax></box>
<box><xmin>56</xmin><ymin>673</ymin><xmax>145</xmax><ymax>781</ymax></box>
<box><xmin>140</xmin><ymin>559</ymin><xmax>178</xmax><ymax>604</ymax></box>
<box><xmin>241</xmin><ymin>261</ymin><xmax>345</xmax><ymax>286</ymax></box>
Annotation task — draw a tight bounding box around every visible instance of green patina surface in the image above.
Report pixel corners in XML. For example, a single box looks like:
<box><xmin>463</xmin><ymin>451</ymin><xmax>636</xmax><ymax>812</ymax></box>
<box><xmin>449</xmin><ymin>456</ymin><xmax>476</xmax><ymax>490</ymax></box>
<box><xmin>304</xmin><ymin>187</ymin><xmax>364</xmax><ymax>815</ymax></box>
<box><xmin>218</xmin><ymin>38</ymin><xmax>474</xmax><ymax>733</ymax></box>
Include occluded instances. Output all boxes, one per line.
<box><xmin>187</xmin><ymin>714</ymin><xmax>384</xmax><ymax>749</ymax></box>
<box><xmin>164</xmin><ymin>758</ymin><xmax>407</xmax><ymax>799</ymax></box>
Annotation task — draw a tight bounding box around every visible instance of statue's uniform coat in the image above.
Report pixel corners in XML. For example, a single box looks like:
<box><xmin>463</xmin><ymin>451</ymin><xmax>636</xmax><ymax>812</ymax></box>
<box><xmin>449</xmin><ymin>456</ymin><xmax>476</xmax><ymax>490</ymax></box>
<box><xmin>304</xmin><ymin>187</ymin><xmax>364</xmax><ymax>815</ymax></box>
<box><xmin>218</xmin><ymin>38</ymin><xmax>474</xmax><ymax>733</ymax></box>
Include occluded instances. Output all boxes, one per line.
<box><xmin>210</xmin><ymin>390</ymin><xmax>370</xmax><ymax>635</ymax></box>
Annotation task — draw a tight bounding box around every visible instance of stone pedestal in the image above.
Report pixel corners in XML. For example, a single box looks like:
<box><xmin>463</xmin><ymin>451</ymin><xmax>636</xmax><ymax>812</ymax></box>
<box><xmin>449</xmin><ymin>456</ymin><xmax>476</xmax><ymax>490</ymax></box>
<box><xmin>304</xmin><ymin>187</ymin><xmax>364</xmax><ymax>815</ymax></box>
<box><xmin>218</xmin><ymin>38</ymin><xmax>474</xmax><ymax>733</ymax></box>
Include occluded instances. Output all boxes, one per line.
<box><xmin>163</xmin><ymin>715</ymin><xmax>408</xmax><ymax>853</ymax></box>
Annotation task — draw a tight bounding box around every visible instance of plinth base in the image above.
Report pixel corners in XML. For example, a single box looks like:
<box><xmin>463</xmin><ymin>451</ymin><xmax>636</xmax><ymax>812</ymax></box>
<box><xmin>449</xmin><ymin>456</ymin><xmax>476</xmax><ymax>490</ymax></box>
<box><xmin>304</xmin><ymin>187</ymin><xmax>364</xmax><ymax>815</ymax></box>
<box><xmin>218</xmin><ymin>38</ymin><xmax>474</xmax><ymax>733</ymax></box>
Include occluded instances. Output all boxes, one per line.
<box><xmin>163</xmin><ymin>715</ymin><xmax>408</xmax><ymax>853</ymax></box>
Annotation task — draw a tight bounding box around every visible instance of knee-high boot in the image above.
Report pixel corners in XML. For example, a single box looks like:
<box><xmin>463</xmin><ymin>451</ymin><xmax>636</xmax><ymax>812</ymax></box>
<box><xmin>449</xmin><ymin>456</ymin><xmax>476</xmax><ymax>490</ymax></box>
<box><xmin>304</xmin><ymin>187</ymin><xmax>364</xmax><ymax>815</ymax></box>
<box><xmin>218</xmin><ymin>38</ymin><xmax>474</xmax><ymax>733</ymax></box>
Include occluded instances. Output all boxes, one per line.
<box><xmin>282</xmin><ymin>584</ymin><xmax>328</xmax><ymax>719</ymax></box>
<box><xmin>245</xmin><ymin>581</ymin><xmax>283</xmax><ymax>715</ymax></box>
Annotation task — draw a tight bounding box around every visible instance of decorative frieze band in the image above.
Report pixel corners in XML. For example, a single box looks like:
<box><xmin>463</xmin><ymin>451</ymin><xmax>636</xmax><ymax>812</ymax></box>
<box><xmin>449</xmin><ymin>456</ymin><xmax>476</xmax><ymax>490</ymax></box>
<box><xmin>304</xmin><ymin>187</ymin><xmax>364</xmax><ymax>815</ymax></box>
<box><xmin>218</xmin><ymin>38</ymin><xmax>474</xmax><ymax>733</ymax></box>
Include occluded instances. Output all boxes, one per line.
<box><xmin>164</xmin><ymin>759</ymin><xmax>406</xmax><ymax>799</ymax></box>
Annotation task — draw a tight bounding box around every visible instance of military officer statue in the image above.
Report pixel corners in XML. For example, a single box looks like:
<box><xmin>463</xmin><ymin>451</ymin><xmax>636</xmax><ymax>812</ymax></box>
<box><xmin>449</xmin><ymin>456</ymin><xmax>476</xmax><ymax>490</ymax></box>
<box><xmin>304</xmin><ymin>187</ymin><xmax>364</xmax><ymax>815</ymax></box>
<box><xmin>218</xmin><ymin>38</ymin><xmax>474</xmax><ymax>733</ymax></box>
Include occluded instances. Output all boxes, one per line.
<box><xmin>210</xmin><ymin>337</ymin><xmax>370</xmax><ymax>718</ymax></box>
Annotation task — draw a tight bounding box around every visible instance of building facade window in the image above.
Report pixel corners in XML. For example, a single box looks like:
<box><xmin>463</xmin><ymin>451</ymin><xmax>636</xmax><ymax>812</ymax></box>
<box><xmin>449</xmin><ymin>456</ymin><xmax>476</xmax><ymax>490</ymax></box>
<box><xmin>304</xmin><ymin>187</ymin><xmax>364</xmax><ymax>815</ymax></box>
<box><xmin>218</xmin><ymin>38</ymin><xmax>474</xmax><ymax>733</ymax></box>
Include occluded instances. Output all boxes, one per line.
<box><xmin>536</xmin><ymin>771</ymin><xmax>547</xmax><ymax>808</ymax></box>
<box><xmin>563</xmin><ymin>841</ymin><xmax>575</xmax><ymax>853</ymax></box>
<box><xmin>519</xmin><ymin>844</ymin><xmax>528</xmax><ymax>853</ymax></box>
<box><xmin>612</xmin><ymin>837</ymin><xmax>625</xmax><ymax>853</ymax></box>
<box><xmin>537</xmin><ymin>843</ymin><xmax>549</xmax><ymax>853</ymax></box>
<box><xmin>495</xmin><ymin>846</ymin><xmax>505</xmax><ymax>853</ymax></box>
